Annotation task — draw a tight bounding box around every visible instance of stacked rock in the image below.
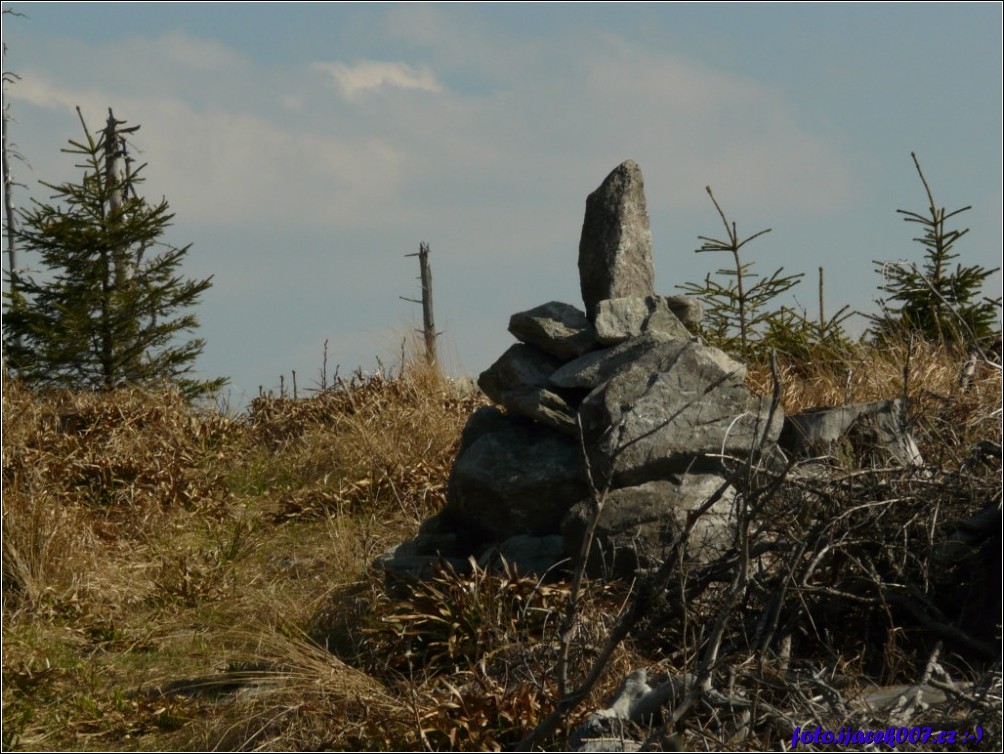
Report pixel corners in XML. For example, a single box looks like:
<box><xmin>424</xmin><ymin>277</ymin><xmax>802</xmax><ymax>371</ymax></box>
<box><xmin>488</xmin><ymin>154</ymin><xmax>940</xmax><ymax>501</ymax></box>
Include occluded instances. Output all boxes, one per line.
<box><xmin>379</xmin><ymin>161</ymin><xmax>784</xmax><ymax>581</ymax></box>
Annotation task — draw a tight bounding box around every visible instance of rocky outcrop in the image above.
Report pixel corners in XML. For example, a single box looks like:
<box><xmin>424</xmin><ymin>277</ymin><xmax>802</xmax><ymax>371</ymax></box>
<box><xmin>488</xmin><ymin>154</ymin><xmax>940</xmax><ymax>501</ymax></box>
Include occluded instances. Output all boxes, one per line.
<box><xmin>779</xmin><ymin>399</ymin><xmax>923</xmax><ymax>468</ymax></box>
<box><xmin>446</xmin><ymin>319</ymin><xmax>778</xmax><ymax>576</ymax></box>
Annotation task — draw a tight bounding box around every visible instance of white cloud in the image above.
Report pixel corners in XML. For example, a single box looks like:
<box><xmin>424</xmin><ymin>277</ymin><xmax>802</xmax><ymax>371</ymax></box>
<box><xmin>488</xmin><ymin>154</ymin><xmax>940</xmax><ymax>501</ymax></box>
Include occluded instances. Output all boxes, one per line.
<box><xmin>312</xmin><ymin>60</ymin><xmax>443</xmax><ymax>100</ymax></box>
<box><xmin>13</xmin><ymin>72</ymin><xmax>93</xmax><ymax>111</ymax></box>
<box><xmin>573</xmin><ymin>41</ymin><xmax>853</xmax><ymax>214</ymax></box>
<box><xmin>10</xmin><ymin>25</ymin><xmax>849</xmax><ymax>239</ymax></box>
<box><xmin>159</xmin><ymin>29</ymin><xmax>246</xmax><ymax>72</ymax></box>
<box><xmin>9</xmin><ymin>75</ymin><xmax>405</xmax><ymax>231</ymax></box>
<box><xmin>130</xmin><ymin>102</ymin><xmax>406</xmax><ymax>231</ymax></box>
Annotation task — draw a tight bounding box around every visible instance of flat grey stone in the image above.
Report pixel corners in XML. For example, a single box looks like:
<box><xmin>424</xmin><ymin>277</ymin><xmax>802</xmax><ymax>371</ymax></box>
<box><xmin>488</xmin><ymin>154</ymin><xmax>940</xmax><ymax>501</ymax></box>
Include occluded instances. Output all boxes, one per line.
<box><xmin>508</xmin><ymin>301</ymin><xmax>598</xmax><ymax>361</ymax></box>
<box><xmin>550</xmin><ymin>332</ymin><xmax>681</xmax><ymax>390</ymax></box>
<box><xmin>593</xmin><ymin>295</ymin><xmax>691</xmax><ymax>345</ymax></box>
<box><xmin>478</xmin><ymin>343</ymin><xmax>562</xmax><ymax>402</ymax></box>
<box><xmin>664</xmin><ymin>295</ymin><xmax>703</xmax><ymax>331</ymax></box>
<box><xmin>503</xmin><ymin>388</ymin><xmax>579</xmax><ymax>436</ymax></box>
<box><xmin>779</xmin><ymin>399</ymin><xmax>923</xmax><ymax>467</ymax></box>
<box><xmin>477</xmin><ymin>344</ymin><xmax>578</xmax><ymax>433</ymax></box>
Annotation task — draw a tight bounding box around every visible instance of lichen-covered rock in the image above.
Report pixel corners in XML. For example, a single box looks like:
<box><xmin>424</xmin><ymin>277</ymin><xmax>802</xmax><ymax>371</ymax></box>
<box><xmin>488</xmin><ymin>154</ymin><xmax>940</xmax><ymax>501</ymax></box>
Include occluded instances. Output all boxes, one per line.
<box><xmin>578</xmin><ymin>340</ymin><xmax>783</xmax><ymax>486</ymax></box>
<box><xmin>664</xmin><ymin>295</ymin><xmax>704</xmax><ymax>331</ymax></box>
<box><xmin>550</xmin><ymin>332</ymin><xmax>679</xmax><ymax>390</ymax></box>
<box><xmin>379</xmin><ymin>160</ymin><xmax>790</xmax><ymax>587</ymax></box>
<box><xmin>478</xmin><ymin>344</ymin><xmax>579</xmax><ymax>435</ymax></box>
<box><xmin>779</xmin><ymin>399</ymin><xmax>922</xmax><ymax>467</ymax></box>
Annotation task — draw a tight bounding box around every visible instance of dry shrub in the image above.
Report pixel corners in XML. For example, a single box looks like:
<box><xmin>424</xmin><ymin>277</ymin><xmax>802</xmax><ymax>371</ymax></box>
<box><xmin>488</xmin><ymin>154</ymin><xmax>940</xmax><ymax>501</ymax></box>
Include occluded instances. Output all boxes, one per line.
<box><xmin>2</xmin><ymin>361</ymin><xmax>501</xmax><ymax>749</ymax></box>
<box><xmin>761</xmin><ymin>467</ymin><xmax>998</xmax><ymax>666</ymax></box>
<box><xmin>252</xmin><ymin>364</ymin><xmax>486</xmax><ymax>524</ymax></box>
<box><xmin>361</xmin><ymin>559</ymin><xmax>573</xmax><ymax>676</ymax></box>
<box><xmin>3</xmin><ymin>382</ymin><xmax>98</xmax><ymax>615</ymax></box>
<box><xmin>611</xmin><ymin>464</ymin><xmax>1001</xmax><ymax>751</ymax></box>
<box><xmin>153</xmin><ymin>627</ymin><xmax>408</xmax><ymax>751</ymax></box>
<box><xmin>2</xmin><ymin>485</ymin><xmax>98</xmax><ymax>616</ymax></box>
<box><xmin>625</xmin><ymin>339</ymin><xmax>1001</xmax><ymax>750</ymax></box>
<box><xmin>248</xmin><ymin>363</ymin><xmax>482</xmax><ymax>451</ymax></box>
<box><xmin>2</xmin><ymin>378</ymin><xmax>240</xmax><ymax>621</ymax></box>
<box><xmin>3</xmin><ymin>379</ymin><xmax>236</xmax><ymax>518</ymax></box>
<box><xmin>2</xmin><ymin>363</ymin><xmax>477</xmax><ymax>616</ymax></box>
<box><xmin>5</xmin><ymin>337</ymin><xmax>999</xmax><ymax>750</ymax></box>
<box><xmin>307</xmin><ymin>561</ymin><xmax>640</xmax><ymax>751</ymax></box>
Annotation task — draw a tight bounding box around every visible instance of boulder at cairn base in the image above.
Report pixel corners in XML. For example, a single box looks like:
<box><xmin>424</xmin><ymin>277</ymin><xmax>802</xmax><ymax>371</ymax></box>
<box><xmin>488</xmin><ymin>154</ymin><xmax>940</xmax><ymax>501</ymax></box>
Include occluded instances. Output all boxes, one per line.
<box><xmin>562</xmin><ymin>476</ymin><xmax>736</xmax><ymax>578</ymax></box>
<box><xmin>578</xmin><ymin>340</ymin><xmax>784</xmax><ymax>487</ymax></box>
<box><xmin>446</xmin><ymin>412</ymin><xmax>588</xmax><ymax>539</ymax></box>
<box><xmin>578</xmin><ymin>160</ymin><xmax>655</xmax><ymax>321</ymax></box>
<box><xmin>779</xmin><ymin>399</ymin><xmax>923</xmax><ymax>468</ymax></box>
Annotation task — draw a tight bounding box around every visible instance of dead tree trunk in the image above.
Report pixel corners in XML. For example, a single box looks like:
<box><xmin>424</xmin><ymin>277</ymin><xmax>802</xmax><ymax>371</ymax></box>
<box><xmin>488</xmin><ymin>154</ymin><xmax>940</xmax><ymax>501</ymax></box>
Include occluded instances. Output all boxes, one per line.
<box><xmin>401</xmin><ymin>242</ymin><xmax>438</xmax><ymax>367</ymax></box>
<box><xmin>3</xmin><ymin>101</ymin><xmax>17</xmax><ymax>297</ymax></box>
<box><xmin>3</xmin><ymin>47</ymin><xmax>21</xmax><ymax>352</ymax></box>
<box><xmin>103</xmin><ymin>109</ymin><xmax>130</xmax><ymax>288</ymax></box>
<box><xmin>100</xmin><ymin>108</ymin><xmax>144</xmax><ymax>384</ymax></box>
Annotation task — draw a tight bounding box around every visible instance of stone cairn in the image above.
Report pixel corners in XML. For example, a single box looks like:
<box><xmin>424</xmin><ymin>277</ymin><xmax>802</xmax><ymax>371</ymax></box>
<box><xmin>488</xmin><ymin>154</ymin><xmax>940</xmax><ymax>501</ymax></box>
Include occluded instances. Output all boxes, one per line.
<box><xmin>378</xmin><ymin>160</ymin><xmax>788</xmax><ymax>581</ymax></box>
<box><xmin>375</xmin><ymin>160</ymin><xmax>951</xmax><ymax>753</ymax></box>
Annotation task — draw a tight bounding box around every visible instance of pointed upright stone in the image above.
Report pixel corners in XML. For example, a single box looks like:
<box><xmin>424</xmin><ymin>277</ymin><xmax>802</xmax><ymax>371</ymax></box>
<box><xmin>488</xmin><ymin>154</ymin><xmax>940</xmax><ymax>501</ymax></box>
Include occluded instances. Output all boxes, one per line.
<box><xmin>578</xmin><ymin>160</ymin><xmax>655</xmax><ymax>321</ymax></box>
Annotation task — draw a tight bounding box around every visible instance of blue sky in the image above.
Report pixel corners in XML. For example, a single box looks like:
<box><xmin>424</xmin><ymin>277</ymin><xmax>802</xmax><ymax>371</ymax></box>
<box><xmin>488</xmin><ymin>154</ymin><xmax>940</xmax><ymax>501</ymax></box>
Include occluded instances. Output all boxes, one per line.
<box><xmin>4</xmin><ymin>3</ymin><xmax>1002</xmax><ymax>403</ymax></box>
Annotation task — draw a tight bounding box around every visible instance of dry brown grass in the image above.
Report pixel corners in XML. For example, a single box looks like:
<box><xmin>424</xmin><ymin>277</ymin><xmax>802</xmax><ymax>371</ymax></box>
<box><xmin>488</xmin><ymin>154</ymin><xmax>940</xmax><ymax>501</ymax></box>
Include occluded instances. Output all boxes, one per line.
<box><xmin>749</xmin><ymin>338</ymin><xmax>1001</xmax><ymax>460</ymax></box>
<box><xmin>2</xmin><ymin>340</ymin><xmax>1000</xmax><ymax>751</ymax></box>
<box><xmin>2</xmin><ymin>362</ymin><xmax>488</xmax><ymax>750</ymax></box>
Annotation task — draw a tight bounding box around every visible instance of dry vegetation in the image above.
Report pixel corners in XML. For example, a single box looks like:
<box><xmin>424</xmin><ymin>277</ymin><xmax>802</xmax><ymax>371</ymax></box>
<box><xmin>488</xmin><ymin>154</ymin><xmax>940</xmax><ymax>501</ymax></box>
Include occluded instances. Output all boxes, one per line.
<box><xmin>2</xmin><ymin>341</ymin><xmax>1001</xmax><ymax>751</ymax></box>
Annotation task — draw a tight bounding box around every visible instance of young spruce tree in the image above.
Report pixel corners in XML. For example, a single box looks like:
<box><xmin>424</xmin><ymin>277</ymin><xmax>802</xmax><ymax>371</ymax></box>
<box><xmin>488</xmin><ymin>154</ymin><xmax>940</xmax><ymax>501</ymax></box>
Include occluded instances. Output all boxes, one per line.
<box><xmin>871</xmin><ymin>152</ymin><xmax>1001</xmax><ymax>346</ymax></box>
<box><xmin>4</xmin><ymin>107</ymin><xmax>224</xmax><ymax>396</ymax></box>
<box><xmin>677</xmin><ymin>186</ymin><xmax>803</xmax><ymax>360</ymax></box>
